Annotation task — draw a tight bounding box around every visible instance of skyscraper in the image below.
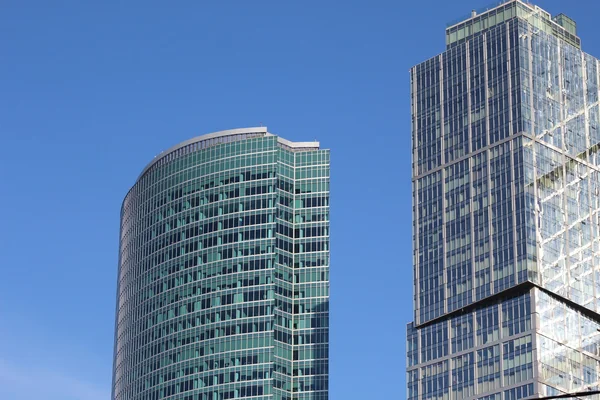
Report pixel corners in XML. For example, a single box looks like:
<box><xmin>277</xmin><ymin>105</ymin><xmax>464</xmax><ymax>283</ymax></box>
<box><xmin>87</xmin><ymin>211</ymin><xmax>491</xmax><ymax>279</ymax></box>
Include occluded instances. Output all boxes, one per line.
<box><xmin>112</xmin><ymin>127</ymin><xmax>330</xmax><ymax>400</ymax></box>
<box><xmin>408</xmin><ymin>1</ymin><xmax>600</xmax><ymax>398</ymax></box>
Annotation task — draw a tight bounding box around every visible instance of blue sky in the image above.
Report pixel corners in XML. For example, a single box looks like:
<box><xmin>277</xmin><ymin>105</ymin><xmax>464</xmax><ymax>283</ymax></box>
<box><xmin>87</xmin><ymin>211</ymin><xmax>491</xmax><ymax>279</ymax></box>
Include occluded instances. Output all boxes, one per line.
<box><xmin>1</xmin><ymin>1</ymin><xmax>599</xmax><ymax>399</ymax></box>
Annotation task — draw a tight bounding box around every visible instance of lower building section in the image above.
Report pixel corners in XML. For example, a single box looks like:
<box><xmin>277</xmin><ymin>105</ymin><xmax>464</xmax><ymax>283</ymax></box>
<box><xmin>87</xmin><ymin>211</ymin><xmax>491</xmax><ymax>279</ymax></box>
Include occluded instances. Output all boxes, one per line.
<box><xmin>407</xmin><ymin>286</ymin><xmax>600</xmax><ymax>399</ymax></box>
<box><xmin>536</xmin><ymin>289</ymin><xmax>600</xmax><ymax>398</ymax></box>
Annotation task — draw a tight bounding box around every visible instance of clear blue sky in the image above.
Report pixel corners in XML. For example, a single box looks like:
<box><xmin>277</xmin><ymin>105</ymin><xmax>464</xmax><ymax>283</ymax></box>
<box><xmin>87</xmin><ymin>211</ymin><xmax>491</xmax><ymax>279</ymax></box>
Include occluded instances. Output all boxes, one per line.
<box><xmin>1</xmin><ymin>1</ymin><xmax>599</xmax><ymax>399</ymax></box>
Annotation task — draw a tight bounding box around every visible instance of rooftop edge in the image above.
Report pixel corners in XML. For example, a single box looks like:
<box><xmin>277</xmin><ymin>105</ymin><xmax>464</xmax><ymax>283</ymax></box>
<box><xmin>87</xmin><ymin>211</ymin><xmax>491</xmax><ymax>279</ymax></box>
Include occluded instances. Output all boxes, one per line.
<box><xmin>136</xmin><ymin>127</ymin><xmax>321</xmax><ymax>181</ymax></box>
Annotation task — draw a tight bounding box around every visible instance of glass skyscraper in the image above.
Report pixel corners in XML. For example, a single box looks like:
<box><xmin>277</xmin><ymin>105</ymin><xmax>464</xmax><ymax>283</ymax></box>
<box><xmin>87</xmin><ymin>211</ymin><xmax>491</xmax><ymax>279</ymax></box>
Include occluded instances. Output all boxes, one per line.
<box><xmin>408</xmin><ymin>1</ymin><xmax>600</xmax><ymax>398</ymax></box>
<box><xmin>112</xmin><ymin>127</ymin><xmax>330</xmax><ymax>400</ymax></box>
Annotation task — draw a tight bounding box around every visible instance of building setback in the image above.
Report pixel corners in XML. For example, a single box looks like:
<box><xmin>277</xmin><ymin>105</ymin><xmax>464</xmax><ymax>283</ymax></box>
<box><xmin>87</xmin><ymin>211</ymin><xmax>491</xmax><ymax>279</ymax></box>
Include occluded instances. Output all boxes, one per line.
<box><xmin>112</xmin><ymin>127</ymin><xmax>330</xmax><ymax>400</ymax></box>
<box><xmin>408</xmin><ymin>1</ymin><xmax>600</xmax><ymax>399</ymax></box>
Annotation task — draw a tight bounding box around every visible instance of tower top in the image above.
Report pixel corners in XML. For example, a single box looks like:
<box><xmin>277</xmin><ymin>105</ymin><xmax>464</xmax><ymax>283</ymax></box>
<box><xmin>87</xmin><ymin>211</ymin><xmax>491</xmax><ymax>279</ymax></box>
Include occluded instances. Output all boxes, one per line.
<box><xmin>445</xmin><ymin>0</ymin><xmax>580</xmax><ymax>49</ymax></box>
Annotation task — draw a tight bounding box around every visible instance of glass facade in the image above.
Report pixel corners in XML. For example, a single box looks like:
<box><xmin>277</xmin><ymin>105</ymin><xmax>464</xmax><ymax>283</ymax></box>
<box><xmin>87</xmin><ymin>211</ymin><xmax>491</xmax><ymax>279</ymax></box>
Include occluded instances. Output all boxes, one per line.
<box><xmin>409</xmin><ymin>1</ymin><xmax>600</xmax><ymax>398</ymax></box>
<box><xmin>112</xmin><ymin>127</ymin><xmax>330</xmax><ymax>400</ymax></box>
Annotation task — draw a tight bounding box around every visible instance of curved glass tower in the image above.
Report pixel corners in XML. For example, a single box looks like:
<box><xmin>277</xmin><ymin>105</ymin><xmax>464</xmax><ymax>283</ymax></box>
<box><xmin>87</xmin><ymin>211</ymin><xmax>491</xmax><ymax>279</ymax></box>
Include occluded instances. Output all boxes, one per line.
<box><xmin>112</xmin><ymin>127</ymin><xmax>330</xmax><ymax>400</ymax></box>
